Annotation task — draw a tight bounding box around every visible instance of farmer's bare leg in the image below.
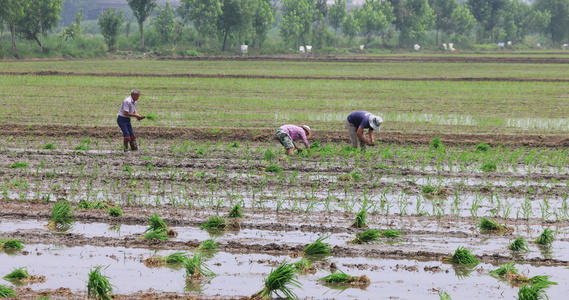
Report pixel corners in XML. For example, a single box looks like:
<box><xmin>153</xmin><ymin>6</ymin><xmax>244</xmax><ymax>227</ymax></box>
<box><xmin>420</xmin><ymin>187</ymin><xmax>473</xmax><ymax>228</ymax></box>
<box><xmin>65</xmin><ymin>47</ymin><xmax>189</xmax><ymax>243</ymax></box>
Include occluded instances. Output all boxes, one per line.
<box><xmin>285</xmin><ymin>148</ymin><xmax>294</xmax><ymax>155</ymax></box>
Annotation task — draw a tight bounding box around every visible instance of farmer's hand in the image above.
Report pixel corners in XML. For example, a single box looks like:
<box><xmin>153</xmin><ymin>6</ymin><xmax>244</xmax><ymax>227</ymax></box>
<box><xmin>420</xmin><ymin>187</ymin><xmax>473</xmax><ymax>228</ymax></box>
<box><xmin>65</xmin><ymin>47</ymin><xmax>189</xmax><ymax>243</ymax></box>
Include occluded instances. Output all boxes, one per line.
<box><xmin>296</xmin><ymin>148</ymin><xmax>303</xmax><ymax>153</ymax></box>
<box><xmin>366</xmin><ymin>141</ymin><xmax>375</xmax><ymax>146</ymax></box>
<box><xmin>136</xmin><ymin>115</ymin><xmax>145</xmax><ymax>121</ymax></box>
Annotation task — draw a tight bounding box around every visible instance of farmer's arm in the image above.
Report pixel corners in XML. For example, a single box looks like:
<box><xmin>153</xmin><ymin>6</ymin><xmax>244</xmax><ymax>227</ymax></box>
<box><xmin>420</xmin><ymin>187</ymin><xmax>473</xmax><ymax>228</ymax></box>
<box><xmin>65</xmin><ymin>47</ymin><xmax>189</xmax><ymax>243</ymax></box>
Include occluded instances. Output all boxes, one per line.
<box><xmin>368</xmin><ymin>129</ymin><xmax>375</xmax><ymax>144</ymax></box>
<box><xmin>123</xmin><ymin>111</ymin><xmax>145</xmax><ymax>120</ymax></box>
<box><xmin>356</xmin><ymin>126</ymin><xmax>374</xmax><ymax>146</ymax></box>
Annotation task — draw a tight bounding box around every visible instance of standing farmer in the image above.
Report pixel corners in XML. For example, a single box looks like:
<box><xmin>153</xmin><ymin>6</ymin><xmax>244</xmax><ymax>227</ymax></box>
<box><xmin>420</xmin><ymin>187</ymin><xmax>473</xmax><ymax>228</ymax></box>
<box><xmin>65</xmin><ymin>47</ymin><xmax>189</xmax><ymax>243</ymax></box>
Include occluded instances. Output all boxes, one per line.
<box><xmin>275</xmin><ymin>125</ymin><xmax>312</xmax><ymax>155</ymax></box>
<box><xmin>117</xmin><ymin>89</ymin><xmax>145</xmax><ymax>151</ymax></box>
<box><xmin>345</xmin><ymin>111</ymin><xmax>382</xmax><ymax>150</ymax></box>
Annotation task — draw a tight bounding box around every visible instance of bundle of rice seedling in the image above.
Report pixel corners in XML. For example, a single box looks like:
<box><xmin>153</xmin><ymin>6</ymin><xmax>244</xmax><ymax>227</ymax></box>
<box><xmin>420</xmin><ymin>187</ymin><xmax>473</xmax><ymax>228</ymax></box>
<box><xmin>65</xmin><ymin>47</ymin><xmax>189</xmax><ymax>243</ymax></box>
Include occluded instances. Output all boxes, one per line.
<box><xmin>0</xmin><ymin>285</ymin><xmax>16</xmax><ymax>297</ymax></box>
<box><xmin>3</xmin><ymin>267</ymin><xmax>30</xmax><ymax>280</ymax></box>
<box><xmin>445</xmin><ymin>246</ymin><xmax>478</xmax><ymax>266</ymax></box>
<box><xmin>481</xmin><ymin>162</ymin><xmax>497</xmax><ymax>172</ymax></box>
<box><xmin>430</xmin><ymin>137</ymin><xmax>443</xmax><ymax>150</ymax></box>
<box><xmin>47</xmin><ymin>201</ymin><xmax>73</xmax><ymax>230</ymax></box>
<box><xmin>265</xmin><ymin>165</ymin><xmax>282</xmax><ymax>173</ymax></box>
<box><xmin>143</xmin><ymin>114</ymin><xmax>157</xmax><ymax>121</ymax></box>
<box><xmin>10</xmin><ymin>162</ymin><xmax>28</xmax><ymax>168</ymax></box>
<box><xmin>293</xmin><ymin>258</ymin><xmax>316</xmax><ymax>274</ymax></box>
<box><xmin>0</xmin><ymin>239</ymin><xmax>24</xmax><ymax>250</ymax></box>
<box><xmin>304</xmin><ymin>235</ymin><xmax>332</xmax><ymax>256</ymax></box>
<box><xmin>200</xmin><ymin>215</ymin><xmax>240</xmax><ymax>230</ymax></box>
<box><xmin>184</xmin><ymin>252</ymin><xmax>215</xmax><ymax>279</ymax></box>
<box><xmin>490</xmin><ymin>262</ymin><xmax>519</xmax><ymax>277</ymax></box>
<box><xmin>198</xmin><ymin>239</ymin><xmax>219</xmax><ymax>250</ymax></box>
<box><xmin>508</xmin><ymin>237</ymin><xmax>530</xmax><ymax>251</ymax></box>
<box><xmin>164</xmin><ymin>251</ymin><xmax>189</xmax><ymax>264</ymax></box>
<box><xmin>528</xmin><ymin>275</ymin><xmax>557</xmax><ymax>287</ymax></box>
<box><xmin>351</xmin><ymin>208</ymin><xmax>368</xmax><ymax>228</ymax></box>
<box><xmin>350</xmin><ymin>229</ymin><xmax>381</xmax><ymax>244</ymax></box>
<box><xmin>380</xmin><ymin>229</ymin><xmax>401</xmax><ymax>238</ymax></box>
<box><xmin>109</xmin><ymin>206</ymin><xmax>122</xmax><ymax>217</ymax></box>
<box><xmin>517</xmin><ymin>284</ymin><xmax>549</xmax><ymax>300</ymax></box>
<box><xmin>476</xmin><ymin>143</ymin><xmax>490</xmax><ymax>152</ymax></box>
<box><xmin>439</xmin><ymin>291</ymin><xmax>452</xmax><ymax>300</ymax></box>
<box><xmin>478</xmin><ymin>218</ymin><xmax>508</xmax><ymax>232</ymax></box>
<box><xmin>227</xmin><ymin>204</ymin><xmax>245</xmax><ymax>218</ymax></box>
<box><xmin>143</xmin><ymin>228</ymin><xmax>169</xmax><ymax>241</ymax></box>
<box><xmin>535</xmin><ymin>228</ymin><xmax>554</xmax><ymax>245</ymax></box>
<box><xmin>87</xmin><ymin>266</ymin><xmax>114</xmax><ymax>300</ymax></box>
<box><xmin>77</xmin><ymin>200</ymin><xmax>94</xmax><ymax>209</ymax></box>
<box><xmin>145</xmin><ymin>213</ymin><xmax>177</xmax><ymax>237</ymax></box>
<box><xmin>319</xmin><ymin>270</ymin><xmax>370</xmax><ymax>286</ymax></box>
<box><xmin>43</xmin><ymin>143</ymin><xmax>56</xmax><ymax>150</ymax></box>
<box><xmin>255</xmin><ymin>260</ymin><xmax>301</xmax><ymax>299</ymax></box>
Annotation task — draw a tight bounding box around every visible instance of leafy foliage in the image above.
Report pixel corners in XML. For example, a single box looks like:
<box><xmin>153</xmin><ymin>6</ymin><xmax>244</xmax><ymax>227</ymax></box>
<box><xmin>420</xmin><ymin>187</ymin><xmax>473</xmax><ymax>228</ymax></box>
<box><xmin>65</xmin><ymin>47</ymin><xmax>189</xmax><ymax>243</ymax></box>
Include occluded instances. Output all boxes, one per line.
<box><xmin>145</xmin><ymin>212</ymin><xmax>168</xmax><ymax>233</ymax></box>
<box><xmin>163</xmin><ymin>251</ymin><xmax>189</xmax><ymax>263</ymax></box>
<box><xmin>200</xmin><ymin>215</ymin><xmax>227</xmax><ymax>229</ymax></box>
<box><xmin>143</xmin><ymin>229</ymin><xmax>169</xmax><ymax>240</ymax></box>
<box><xmin>476</xmin><ymin>143</ymin><xmax>490</xmax><ymax>152</ymax></box>
<box><xmin>97</xmin><ymin>8</ymin><xmax>124</xmax><ymax>51</ymax></box>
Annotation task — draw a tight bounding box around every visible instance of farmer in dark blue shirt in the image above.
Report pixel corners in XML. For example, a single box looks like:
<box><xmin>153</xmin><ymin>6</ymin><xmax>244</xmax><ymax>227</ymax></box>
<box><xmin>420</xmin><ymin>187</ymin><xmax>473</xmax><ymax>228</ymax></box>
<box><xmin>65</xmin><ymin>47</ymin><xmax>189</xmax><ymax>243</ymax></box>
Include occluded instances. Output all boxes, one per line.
<box><xmin>345</xmin><ymin>111</ymin><xmax>383</xmax><ymax>150</ymax></box>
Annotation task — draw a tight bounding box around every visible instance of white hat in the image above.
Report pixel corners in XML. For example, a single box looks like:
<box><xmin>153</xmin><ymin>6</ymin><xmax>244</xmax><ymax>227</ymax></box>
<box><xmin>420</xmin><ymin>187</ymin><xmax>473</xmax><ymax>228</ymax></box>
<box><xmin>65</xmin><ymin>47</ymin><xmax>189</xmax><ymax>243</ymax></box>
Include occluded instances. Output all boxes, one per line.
<box><xmin>369</xmin><ymin>115</ymin><xmax>383</xmax><ymax>131</ymax></box>
<box><xmin>299</xmin><ymin>125</ymin><xmax>312</xmax><ymax>138</ymax></box>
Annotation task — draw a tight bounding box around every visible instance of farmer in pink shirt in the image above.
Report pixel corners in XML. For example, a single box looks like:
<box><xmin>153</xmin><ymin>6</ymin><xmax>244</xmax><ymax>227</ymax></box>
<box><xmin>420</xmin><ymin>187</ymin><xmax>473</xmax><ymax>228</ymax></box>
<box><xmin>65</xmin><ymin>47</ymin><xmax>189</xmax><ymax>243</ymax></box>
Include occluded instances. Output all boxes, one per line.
<box><xmin>275</xmin><ymin>125</ymin><xmax>312</xmax><ymax>155</ymax></box>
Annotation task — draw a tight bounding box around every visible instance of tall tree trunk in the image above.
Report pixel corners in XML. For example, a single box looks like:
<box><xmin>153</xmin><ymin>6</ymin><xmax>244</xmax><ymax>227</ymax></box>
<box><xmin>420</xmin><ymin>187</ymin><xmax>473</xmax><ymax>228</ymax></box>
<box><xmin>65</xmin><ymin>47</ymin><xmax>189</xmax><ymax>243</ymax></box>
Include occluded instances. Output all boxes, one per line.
<box><xmin>436</xmin><ymin>27</ymin><xmax>439</xmax><ymax>46</ymax></box>
<box><xmin>40</xmin><ymin>17</ymin><xmax>43</xmax><ymax>51</ymax></box>
<box><xmin>140</xmin><ymin>22</ymin><xmax>145</xmax><ymax>49</ymax></box>
<box><xmin>222</xmin><ymin>30</ymin><xmax>228</xmax><ymax>51</ymax></box>
<box><xmin>0</xmin><ymin>23</ymin><xmax>3</xmax><ymax>50</ymax></box>
<box><xmin>10</xmin><ymin>21</ymin><xmax>17</xmax><ymax>51</ymax></box>
<box><xmin>196</xmin><ymin>28</ymin><xmax>200</xmax><ymax>48</ymax></box>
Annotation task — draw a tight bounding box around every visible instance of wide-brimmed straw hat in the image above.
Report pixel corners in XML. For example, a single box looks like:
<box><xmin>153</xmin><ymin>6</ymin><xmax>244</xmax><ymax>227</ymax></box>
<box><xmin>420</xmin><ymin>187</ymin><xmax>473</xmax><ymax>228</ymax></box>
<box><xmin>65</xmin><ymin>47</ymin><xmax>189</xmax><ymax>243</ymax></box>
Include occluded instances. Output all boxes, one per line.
<box><xmin>299</xmin><ymin>125</ymin><xmax>313</xmax><ymax>139</ymax></box>
<box><xmin>369</xmin><ymin>115</ymin><xmax>383</xmax><ymax>131</ymax></box>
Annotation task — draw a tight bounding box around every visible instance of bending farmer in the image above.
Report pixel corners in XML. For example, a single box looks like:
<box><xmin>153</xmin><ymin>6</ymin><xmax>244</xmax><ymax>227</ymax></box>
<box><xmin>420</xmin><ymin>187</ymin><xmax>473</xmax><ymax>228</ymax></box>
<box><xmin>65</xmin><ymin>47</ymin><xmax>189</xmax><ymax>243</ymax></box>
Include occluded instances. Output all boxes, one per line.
<box><xmin>275</xmin><ymin>125</ymin><xmax>312</xmax><ymax>155</ymax></box>
<box><xmin>117</xmin><ymin>89</ymin><xmax>145</xmax><ymax>151</ymax></box>
<box><xmin>345</xmin><ymin>111</ymin><xmax>383</xmax><ymax>150</ymax></box>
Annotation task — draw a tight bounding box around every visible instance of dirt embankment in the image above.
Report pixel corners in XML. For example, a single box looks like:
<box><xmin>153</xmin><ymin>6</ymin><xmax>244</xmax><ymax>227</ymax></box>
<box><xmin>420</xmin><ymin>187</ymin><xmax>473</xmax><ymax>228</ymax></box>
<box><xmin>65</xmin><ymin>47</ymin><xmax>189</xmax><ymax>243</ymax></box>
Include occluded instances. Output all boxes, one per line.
<box><xmin>1</xmin><ymin>124</ymin><xmax>568</xmax><ymax>147</ymax></box>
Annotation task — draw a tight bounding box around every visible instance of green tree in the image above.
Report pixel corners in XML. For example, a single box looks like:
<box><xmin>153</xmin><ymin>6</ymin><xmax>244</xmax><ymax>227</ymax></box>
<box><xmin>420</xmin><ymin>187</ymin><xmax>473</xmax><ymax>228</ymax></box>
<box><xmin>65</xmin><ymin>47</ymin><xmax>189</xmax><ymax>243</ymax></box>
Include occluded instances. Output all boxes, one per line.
<box><xmin>252</xmin><ymin>0</ymin><xmax>275</xmax><ymax>48</ymax></box>
<box><xmin>279</xmin><ymin>0</ymin><xmax>318</xmax><ymax>49</ymax></box>
<box><xmin>61</xmin><ymin>0</ymin><xmax>96</xmax><ymax>26</ymax></box>
<box><xmin>15</xmin><ymin>0</ymin><xmax>62</xmax><ymax>51</ymax></box>
<box><xmin>534</xmin><ymin>0</ymin><xmax>568</xmax><ymax>42</ymax></box>
<box><xmin>59</xmin><ymin>8</ymin><xmax>86</xmax><ymax>45</ymax></box>
<box><xmin>341</xmin><ymin>12</ymin><xmax>360</xmax><ymax>43</ymax></box>
<box><xmin>98</xmin><ymin>8</ymin><xmax>125</xmax><ymax>51</ymax></box>
<box><xmin>329</xmin><ymin>0</ymin><xmax>347</xmax><ymax>34</ymax></box>
<box><xmin>126</xmin><ymin>0</ymin><xmax>157</xmax><ymax>49</ymax></box>
<box><xmin>429</xmin><ymin>0</ymin><xmax>457</xmax><ymax>45</ymax></box>
<box><xmin>450</xmin><ymin>4</ymin><xmax>477</xmax><ymax>37</ymax></box>
<box><xmin>151</xmin><ymin>1</ymin><xmax>175</xmax><ymax>44</ymax></box>
<box><xmin>501</xmin><ymin>0</ymin><xmax>550</xmax><ymax>43</ymax></box>
<box><xmin>315</xmin><ymin>0</ymin><xmax>328</xmax><ymax>23</ymax></box>
<box><xmin>0</xmin><ymin>0</ymin><xmax>26</xmax><ymax>50</ymax></box>
<box><xmin>178</xmin><ymin>0</ymin><xmax>222</xmax><ymax>48</ymax></box>
<box><xmin>390</xmin><ymin>0</ymin><xmax>435</xmax><ymax>45</ymax></box>
<box><xmin>217</xmin><ymin>0</ymin><xmax>256</xmax><ymax>51</ymax></box>
<box><xmin>355</xmin><ymin>0</ymin><xmax>394</xmax><ymax>44</ymax></box>
<box><xmin>466</xmin><ymin>0</ymin><xmax>507</xmax><ymax>42</ymax></box>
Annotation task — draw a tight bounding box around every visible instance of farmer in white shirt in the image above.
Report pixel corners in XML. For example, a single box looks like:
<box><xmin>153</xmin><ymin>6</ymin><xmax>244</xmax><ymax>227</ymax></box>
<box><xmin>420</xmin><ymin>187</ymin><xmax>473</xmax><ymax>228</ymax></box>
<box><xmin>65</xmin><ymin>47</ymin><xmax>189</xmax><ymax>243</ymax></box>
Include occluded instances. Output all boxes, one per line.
<box><xmin>117</xmin><ymin>89</ymin><xmax>145</xmax><ymax>151</ymax></box>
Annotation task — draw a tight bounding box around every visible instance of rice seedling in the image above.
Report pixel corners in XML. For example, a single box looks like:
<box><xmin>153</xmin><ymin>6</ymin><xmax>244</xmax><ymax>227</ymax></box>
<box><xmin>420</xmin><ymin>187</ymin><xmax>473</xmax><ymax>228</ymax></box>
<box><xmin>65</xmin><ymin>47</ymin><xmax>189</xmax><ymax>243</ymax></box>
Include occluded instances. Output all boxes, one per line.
<box><xmin>47</xmin><ymin>201</ymin><xmax>73</xmax><ymax>230</ymax></box>
<box><xmin>439</xmin><ymin>291</ymin><xmax>452</xmax><ymax>300</ymax></box>
<box><xmin>478</xmin><ymin>218</ymin><xmax>508</xmax><ymax>232</ymax></box>
<box><xmin>184</xmin><ymin>251</ymin><xmax>215</xmax><ymax>279</ymax></box>
<box><xmin>227</xmin><ymin>142</ymin><xmax>240</xmax><ymax>148</ymax></box>
<box><xmin>535</xmin><ymin>228</ymin><xmax>554</xmax><ymax>245</ymax></box>
<box><xmin>10</xmin><ymin>162</ymin><xmax>28</xmax><ymax>168</ymax></box>
<box><xmin>293</xmin><ymin>258</ymin><xmax>316</xmax><ymax>274</ymax></box>
<box><xmin>87</xmin><ymin>265</ymin><xmax>114</xmax><ymax>300</ymax></box>
<box><xmin>108</xmin><ymin>206</ymin><xmax>122</xmax><ymax>217</ymax></box>
<box><xmin>227</xmin><ymin>204</ymin><xmax>245</xmax><ymax>218</ymax></box>
<box><xmin>349</xmin><ymin>170</ymin><xmax>362</xmax><ymax>181</ymax></box>
<box><xmin>143</xmin><ymin>114</ymin><xmax>157</xmax><ymax>121</ymax></box>
<box><xmin>476</xmin><ymin>143</ymin><xmax>490</xmax><ymax>152</ymax></box>
<box><xmin>145</xmin><ymin>213</ymin><xmax>176</xmax><ymax>236</ymax></box>
<box><xmin>200</xmin><ymin>215</ymin><xmax>240</xmax><ymax>230</ymax></box>
<box><xmin>380</xmin><ymin>229</ymin><xmax>402</xmax><ymax>238</ymax></box>
<box><xmin>121</xmin><ymin>165</ymin><xmax>133</xmax><ymax>172</ymax></box>
<box><xmin>422</xmin><ymin>185</ymin><xmax>436</xmax><ymax>194</ymax></box>
<box><xmin>0</xmin><ymin>285</ymin><xmax>16</xmax><ymax>298</ymax></box>
<box><xmin>445</xmin><ymin>246</ymin><xmax>479</xmax><ymax>265</ymax></box>
<box><xmin>508</xmin><ymin>237</ymin><xmax>530</xmax><ymax>251</ymax></box>
<box><xmin>43</xmin><ymin>143</ymin><xmax>56</xmax><ymax>150</ymax></box>
<box><xmin>319</xmin><ymin>270</ymin><xmax>370</xmax><ymax>286</ymax></box>
<box><xmin>351</xmin><ymin>229</ymin><xmax>381</xmax><ymax>244</ymax></box>
<box><xmin>265</xmin><ymin>165</ymin><xmax>282</xmax><ymax>173</ymax></box>
<box><xmin>351</xmin><ymin>206</ymin><xmax>368</xmax><ymax>228</ymax></box>
<box><xmin>74</xmin><ymin>144</ymin><xmax>89</xmax><ymax>151</ymax></box>
<box><xmin>0</xmin><ymin>239</ymin><xmax>24</xmax><ymax>250</ymax></box>
<box><xmin>430</xmin><ymin>137</ymin><xmax>444</xmax><ymax>150</ymax></box>
<box><xmin>198</xmin><ymin>239</ymin><xmax>219</xmax><ymax>250</ymax></box>
<box><xmin>528</xmin><ymin>275</ymin><xmax>557</xmax><ymax>286</ymax></box>
<box><xmin>304</xmin><ymin>235</ymin><xmax>332</xmax><ymax>256</ymax></box>
<box><xmin>3</xmin><ymin>267</ymin><xmax>29</xmax><ymax>280</ymax></box>
<box><xmin>164</xmin><ymin>251</ymin><xmax>189</xmax><ymax>263</ymax></box>
<box><xmin>143</xmin><ymin>228</ymin><xmax>169</xmax><ymax>241</ymax></box>
<box><xmin>255</xmin><ymin>260</ymin><xmax>301</xmax><ymax>300</ymax></box>
<box><xmin>263</xmin><ymin>148</ymin><xmax>275</xmax><ymax>161</ymax></box>
<box><xmin>481</xmin><ymin>162</ymin><xmax>497</xmax><ymax>172</ymax></box>
<box><xmin>517</xmin><ymin>284</ymin><xmax>549</xmax><ymax>300</ymax></box>
<box><xmin>490</xmin><ymin>262</ymin><xmax>519</xmax><ymax>277</ymax></box>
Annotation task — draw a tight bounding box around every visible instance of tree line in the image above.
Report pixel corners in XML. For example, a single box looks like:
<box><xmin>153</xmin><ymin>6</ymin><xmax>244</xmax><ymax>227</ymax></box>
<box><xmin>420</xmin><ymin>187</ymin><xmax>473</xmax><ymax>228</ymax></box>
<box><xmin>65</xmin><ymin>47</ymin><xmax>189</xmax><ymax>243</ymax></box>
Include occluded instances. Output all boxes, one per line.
<box><xmin>0</xmin><ymin>0</ymin><xmax>567</xmax><ymax>53</ymax></box>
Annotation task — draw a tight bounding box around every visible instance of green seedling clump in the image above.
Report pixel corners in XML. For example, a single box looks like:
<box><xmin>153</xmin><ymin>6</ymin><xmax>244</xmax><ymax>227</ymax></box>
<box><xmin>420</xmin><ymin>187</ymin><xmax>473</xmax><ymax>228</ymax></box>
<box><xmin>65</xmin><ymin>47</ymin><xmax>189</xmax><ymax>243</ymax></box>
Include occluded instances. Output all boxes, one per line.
<box><xmin>121</xmin><ymin>165</ymin><xmax>133</xmax><ymax>172</ymax></box>
<box><xmin>47</xmin><ymin>201</ymin><xmax>73</xmax><ymax>230</ymax></box>
<box><xmin>143</xmin><ymin>228</ymin><xmax>169</xmax><ymax>241</ymax></box>
<box><xmin>199</xmin><ymin>239</ymin><xmax>219</xmax><ymax>250</ymax></box>
<box><xmin>490</xmin><ymin>262</ymin><xmax>519</xmax><ymax>277</ymax></box>
<box><xmin>3</xmin><ymin>267</ymin><xmax>30</xmax><ymax>280</ymax></box>
<box><xmin>430</xmin><ymin>137</ymin><xmax>444</xmax><ymax>150</ymax></box>
<box><xmin>256</xmin><ymin>260</ymin><xmax>301</xmax><ymax>300</ymax></box>
<box><xmin>227</xmin><ymin>142</ymin><xmax>240</xmax><ymax>148</ymax></box>
<box><xmin>227</xmin><ymin>204</ymin><xmax>245</xmax><ymax>218</ymax></box>
<box><xmin>535</xmin><ymin>228</ymin><xmax>554</xmax><ymax>245</ymax></box>
<box><xmin>87</xmin><ymin>266</ymin><xmax>114</xmax><ymax>300</ymax></box>
<box><xmin>517</xmin><ymin>284</ymin><xmax>549</xmax><ymax>300</ymax></box>
<box><xmin>304</xmin><ymin>235</ymin><xmax>332</xmax><ymax>256</ymax></box>
<box><xmin>43</xmin><ymin>143</ymin><xmax>56</xmax><ymax>150</ymax></box>
<box><xmin>380</xmin><ymin>229</ymin><xmax>402</xmax><ymax>238</ymax></box>
<box><xmin>263</xmin><ymin>148</ymin><xmax>275</xmax><ymax>161</ymax></box>
<box><xmin>422</xmin><ymin>185</ymin><xmax>436</xmax><ymax>194</ymax></box>
<box><xmin>481</xmin><ymin>162</ymin><xmax>497</xmax><ymax>172</ymax></box>
<box><xmin>508</xmin><ymin>237</ymin><xmax>530</xmax><ymax>251</ymax></box>
<box><xmin>74</xmin><ymin>144</ymin><xmax>89</xmax><ymax>151</ymax></box>
<box><xmin>109</xmin><ymin>207</ymin><xmax>122</xmax><ymax>217</ymax></box>
<box><xmin>447</xmin><ymin>246</ymin><xmax>478</xmax><ymax>265</ymax></box>
<box><xmin>439</xmin><ymin>291</ymin><xmax>452</xmax><ymax>300</ymax></box>
<box><xmin>0</xmin><ymin>285</ymin><xmax>16</xmax><ymax>298</ymax></box>
<box><xmin>351</xmin><ymin>229</ymin><xmax>381</xmax><ymax>244</ymax></box>
<box><xmin>145</xmin><ymin>212</ymin><xmax>177</xmax><ymax>237</ymax></box>
<box><xmin>352</xmin><ymin>207</ymin><xmax>368</xmax><ymax>228</ymax></box>
<box><xmin>0</xmin><ymin>239</ymin><xmax>24</xmax><ymax>250</ymax></box>
<box><xmin>320</xmin><ymin>270</ymin><xmax>370</xmax><ymax>285</ymax></box>
<box><xmin>143</xmin><ymin>114</ymin><xmax>157</xmax><ymax>121</ymax></box>
<box><xmin>200</xmin><ymin>215</ymin><xmax>240</xmax><ymax>230</ymax></box>
<box><xmin>294</xmin><ymin>258</ymin><xmax>316</xmax><ymax>274</ymax></box>
<box><xmin>528</xmin><ymin>275</ymin><xmax>557</xmax><ymax>287</ymax></box>
<box><xmin>184</xmin><ymin>251</ymin><xmax>215</xmax><ymax>279</ymax></box>
<box><xmin>349</xmin><ymin>170</ymin><xmax>363</xmax><ymax>181</ymax></box>
<box><xmin>77</xmin><ymin>200</ymin><xmax>94</xmax><ymax>209</ymax></box>
<box><xmin>478</xmin><ymin>218</ymin><xmax>508</xmax><ymax>232</ymax></box>
<box><xmin>476</xmin><ymin>143</ymin><xmax>490</xmax><ymax>152</ymax></box>
<box><xmin>265</xmin><ymin>165</ymin><xmax>282</xmax><ymax>173</ymax></box>
<box><xmin>164</xmin><ymin>251</ymin><xmax>189</xmax><ymax>264</ymax></box>
<box><xmin>10</xmin><ymin>162</ymin><xmax>28</xmax><ymax>168</ymax></box>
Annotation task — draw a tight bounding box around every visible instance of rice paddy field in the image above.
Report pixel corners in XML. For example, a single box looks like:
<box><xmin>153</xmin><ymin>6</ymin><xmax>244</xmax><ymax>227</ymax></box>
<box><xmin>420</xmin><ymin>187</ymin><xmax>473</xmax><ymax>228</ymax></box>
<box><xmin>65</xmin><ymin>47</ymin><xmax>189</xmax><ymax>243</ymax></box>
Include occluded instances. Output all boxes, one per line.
<box><xmin>1</xmin><ymin>54</ymin><xmax>569</xmax><ymax>299</ymax></box>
